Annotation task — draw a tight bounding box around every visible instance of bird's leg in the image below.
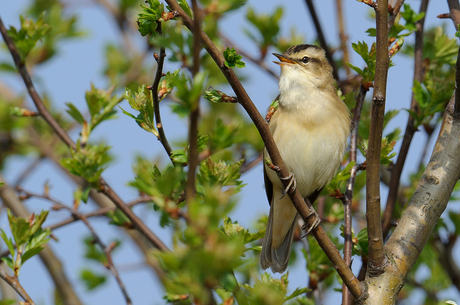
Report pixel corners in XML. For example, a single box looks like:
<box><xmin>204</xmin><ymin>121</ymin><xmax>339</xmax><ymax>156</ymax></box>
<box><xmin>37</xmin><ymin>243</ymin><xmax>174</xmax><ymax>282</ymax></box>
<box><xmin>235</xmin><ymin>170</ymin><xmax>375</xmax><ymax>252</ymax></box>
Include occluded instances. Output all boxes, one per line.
<box><xmin>301</xmin><ymin>195</ymin><xmax>321</xmax><ymax>235</ymax></box>
<box><xmin>279</xmin><ymin>172</ymin><xmax>296</xmax><ymax>199</ymax></box>
<box><xmin>301</xmin><ymin>213</ymin><xmax>321</xmax><ymax>236</ymax></box>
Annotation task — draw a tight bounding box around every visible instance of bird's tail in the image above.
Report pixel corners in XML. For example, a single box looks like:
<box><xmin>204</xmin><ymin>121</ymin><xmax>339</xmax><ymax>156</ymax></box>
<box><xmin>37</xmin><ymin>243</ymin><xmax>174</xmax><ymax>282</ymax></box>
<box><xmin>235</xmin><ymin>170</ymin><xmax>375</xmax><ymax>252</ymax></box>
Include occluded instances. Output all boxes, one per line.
<box><xmin>260</xmin><ymin>206</ymin><xmax>297</xmax><ymax>273</ymax></box>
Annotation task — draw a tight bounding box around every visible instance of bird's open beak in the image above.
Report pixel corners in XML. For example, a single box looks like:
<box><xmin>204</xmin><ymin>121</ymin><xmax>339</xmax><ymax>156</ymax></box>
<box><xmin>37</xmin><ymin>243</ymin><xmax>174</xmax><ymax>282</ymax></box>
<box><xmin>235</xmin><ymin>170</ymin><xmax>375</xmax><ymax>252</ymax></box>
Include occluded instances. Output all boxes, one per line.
<box><xmin>273</xmin><ymin>53</ymin><xmax>296</xmax><ymax>66</ymax></box>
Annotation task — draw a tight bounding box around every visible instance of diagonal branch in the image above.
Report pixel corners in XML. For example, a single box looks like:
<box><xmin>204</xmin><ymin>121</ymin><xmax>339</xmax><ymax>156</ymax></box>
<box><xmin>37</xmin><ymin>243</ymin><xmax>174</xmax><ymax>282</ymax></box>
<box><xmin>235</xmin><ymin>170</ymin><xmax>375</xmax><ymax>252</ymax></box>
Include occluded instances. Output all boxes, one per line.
<box><xmin>365</xmin><ymin>0</ymin><xmax>389</xmax><ymax>274</ymax></box>
<box><xmin>0</xmin><ymin>267</ymin><xmax>34</xmax><ymax>305</ymax></box>
<box><xmin>387</xmin><ymin>0</ymin><xmax>405</xmax><ymax>33</ymax></box>
<box><xmin>0</xmin><ymin>16</ymin><xmax>169</xmax><ymax>253</ymax></box>
<box><xmin>448</xmin><ymin>0</ymin><xmax>460</xmax><ymax>28</ymax></box>
<box><xmin>164</xmin><ymin>0</ymin><xmax>363</xmax><ymax>298</ymax></box>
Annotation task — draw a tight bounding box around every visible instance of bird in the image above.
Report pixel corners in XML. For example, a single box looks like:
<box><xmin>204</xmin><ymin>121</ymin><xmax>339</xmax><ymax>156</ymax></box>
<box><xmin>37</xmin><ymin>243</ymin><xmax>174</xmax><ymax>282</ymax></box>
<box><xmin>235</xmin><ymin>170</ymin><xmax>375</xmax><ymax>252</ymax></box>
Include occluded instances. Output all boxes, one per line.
<box><xmin>260</xmin><ymin>44</ymin><xmax>351</xmax><ymax>273</ymax></box>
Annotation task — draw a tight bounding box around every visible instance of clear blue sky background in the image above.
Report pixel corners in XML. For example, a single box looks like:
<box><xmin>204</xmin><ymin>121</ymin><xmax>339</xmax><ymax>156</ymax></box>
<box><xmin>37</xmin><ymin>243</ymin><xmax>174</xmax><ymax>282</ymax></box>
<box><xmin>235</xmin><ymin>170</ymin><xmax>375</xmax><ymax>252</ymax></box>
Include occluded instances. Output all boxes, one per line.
<box><xmin>1</xmin><ymin>0</ymin><xmax>460</xmax><ymax>304</ymax></box>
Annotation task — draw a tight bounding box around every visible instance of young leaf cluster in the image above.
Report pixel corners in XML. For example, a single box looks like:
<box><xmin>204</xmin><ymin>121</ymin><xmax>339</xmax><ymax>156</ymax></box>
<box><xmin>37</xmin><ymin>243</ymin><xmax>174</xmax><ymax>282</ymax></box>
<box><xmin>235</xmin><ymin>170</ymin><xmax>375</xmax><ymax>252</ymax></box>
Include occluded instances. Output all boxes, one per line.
<box><xmin>60</xmin><ymin>142</ymin><xmax>112</xmax><ymax>187</ymax></box>
<box><xmin>1</xmin><ymin>210</ymin><xmax>51</xmax><ymax>277</ymax></box>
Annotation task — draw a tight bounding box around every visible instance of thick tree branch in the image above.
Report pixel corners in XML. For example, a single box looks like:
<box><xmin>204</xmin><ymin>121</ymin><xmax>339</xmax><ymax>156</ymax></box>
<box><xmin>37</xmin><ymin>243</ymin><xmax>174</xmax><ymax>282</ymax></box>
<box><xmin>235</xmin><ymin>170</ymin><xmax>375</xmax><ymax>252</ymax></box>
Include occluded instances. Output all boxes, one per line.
<box><xmin>382</xmin><ymin>0</ymin><xmax>429</xmax><ymax>239</ymax></box>
<box><xmin>366</xmin><ymin>0</ymin><xmax>389</xmax><ymax>273</ymax></box>
<box><xmin>304</xmin><ymin>0</ymin><xmax>339</xmax><ymax>80</ymax></box>
<box><xmin>364</xmin><ymin>96</ymin><xmax>460</xmax><ymax>304</ymax></box>
<box><xmin>0</xmin><ymin>16</ymin><xmax>169</xmax><ymax>253</ymax></box>
<box><xmin>448</xmin><ymin>0</ymin><xmax>460</xmax><ymax>28</ymax></box>
<box><xmin>164</xmin><ymin>0</ymin><xmax>363</xmax><ymax>298</ymax></box>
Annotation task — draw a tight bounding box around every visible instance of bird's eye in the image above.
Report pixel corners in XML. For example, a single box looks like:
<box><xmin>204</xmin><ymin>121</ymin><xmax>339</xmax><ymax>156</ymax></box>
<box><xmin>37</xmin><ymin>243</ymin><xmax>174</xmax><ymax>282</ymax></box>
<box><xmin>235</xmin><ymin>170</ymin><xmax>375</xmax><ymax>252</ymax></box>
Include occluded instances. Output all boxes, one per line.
<box><xmin>301</xmin><ymin>56</ymin><xmax>309</xmax><ymax>63</ymax></box>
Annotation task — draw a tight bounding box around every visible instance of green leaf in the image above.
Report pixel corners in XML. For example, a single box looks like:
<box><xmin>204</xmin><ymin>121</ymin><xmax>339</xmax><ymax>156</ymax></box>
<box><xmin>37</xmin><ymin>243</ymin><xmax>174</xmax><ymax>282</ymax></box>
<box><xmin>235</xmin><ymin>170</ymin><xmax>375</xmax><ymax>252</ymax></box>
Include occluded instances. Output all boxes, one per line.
<box><xmin>223</xmin><ymin>47</ymin><xmax>246</xmax><ymax>68</ymax></box>
<box><xmin>65</xmin><ymin>102</ymin><xmax>85</xmax><ymax>124</ymax></box>
<box><xmin>245</xmin><ymin>6</ymin><xmax>283</xmax><ymax>49</ymax></box>
<box><xmin>0</xmin><ymin>229</ymin><xmax>15</xmax><ymax>257</ymax></box>
<box><xmin>60</xmin><ymin>142</ymin><xmax>112</xmax><ymax>186</ymax></box>
<box><xmin>107</xmin><ymin>209</ymin><xmax>133</xmax><ymax>228</ymax></box>
<box><xmin>80</xmin><ymin>269</ymin><xmax>107</xmax><ymax>291</ymax></box>
<box><xmin>137</xmin><ymin>0</ymin><xmax>165</xmax><ymax>36</ymax></box>
<box><xmin>7</xmin><ymin>14</ymin><xmax>50</xmax><ymax>59</ymax></box>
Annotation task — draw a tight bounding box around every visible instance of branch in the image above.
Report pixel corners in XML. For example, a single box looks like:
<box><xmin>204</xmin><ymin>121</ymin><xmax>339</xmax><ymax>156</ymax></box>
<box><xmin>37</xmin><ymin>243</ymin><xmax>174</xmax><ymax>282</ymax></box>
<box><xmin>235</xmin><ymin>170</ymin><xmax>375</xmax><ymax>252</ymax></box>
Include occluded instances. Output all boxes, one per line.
<box><xmin>152</xmin><ymin>23</ymin><xmax>173</xmax><ymax>159</ymax></box>
<box><xmin>0</xmin><ymin>16</ymin><xmax>169</xmax><ymax>252</ymax></box>
<box><xmin>220</xmin><ymin>33</ymin><xmax>278</xmax><ymax>80</ymax></box>
<box><xmin>448</xmin><ymin>0</ymin><xmax>460</xmax><ymax>28</ymax></box>
<box><xmin>18</xmin><ymin>188</ymin><xmax>133</xmax><ymax>305</ymax></box>
<box><xmin>0</xmin><ymin>176</ymin><xmax>84</xmax><ymax>305</ymax></box>
<box><xmin>387</xmin><ymin>0</ymin><xmax>405</xmax><ymax>33</ymax></box>
<box><xmin>335</xmin><ymin>0</ymin><xmax>351</xmax><ymax>77</ymax></box>
<box><xmin>382</xmin><ymin>0</ymin><xmax>429</xmax><ymax>239</ymax></box>
<box><xmin>434</xmin><ymin>235</ymin><xmax>460</xmax><ymax>292</ymax></box>
<box><xmin>365</xmin><ymin>0</ymin><xmax>389</xmax><ymax>274</ymax></box>
<box><xmin>0</xmin><ymin>267</ymin><xmax>34</xmax><ymax>304</ymax></box>
<box><xmin>185</xmin><ymin>0</ymin><xmax>202</xmax><ymax>201</ymax></box>
<box><xmin>304</xmin><ymin>0</ymin><xmax>339</xmax><ymax>80</ymax></box>
<box><xmin>26</xmin><ymin>129</ymin><xmax>167</xmax><ymax>280</ymax></box>
<box><xmin>342</xmin><ymin>85</ymin><xmax>367</xmax><ymax>304</ymax></box>
<box><xmin>365</xmin><ymin>96</ymin><xmax>460</xmax><ymax>303</ymax></box>
<box><xmin>163</xmin><ymin>0</ymin><xmax>363</xmax><ymax>298</ymax></box>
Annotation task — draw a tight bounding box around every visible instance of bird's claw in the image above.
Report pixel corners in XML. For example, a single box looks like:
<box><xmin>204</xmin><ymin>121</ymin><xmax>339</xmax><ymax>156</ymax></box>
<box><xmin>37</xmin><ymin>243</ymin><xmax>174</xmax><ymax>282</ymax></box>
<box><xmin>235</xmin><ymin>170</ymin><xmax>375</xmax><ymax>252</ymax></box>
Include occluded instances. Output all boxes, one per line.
<box><xmin>301</xmin><ymin>209</ymin><xmax>321</xmax><ymax>237</ymax></box>
<box><xmin>279</xmin><ymin>172</ymin><xmax>296</xmax><ymax>199</ymax></box>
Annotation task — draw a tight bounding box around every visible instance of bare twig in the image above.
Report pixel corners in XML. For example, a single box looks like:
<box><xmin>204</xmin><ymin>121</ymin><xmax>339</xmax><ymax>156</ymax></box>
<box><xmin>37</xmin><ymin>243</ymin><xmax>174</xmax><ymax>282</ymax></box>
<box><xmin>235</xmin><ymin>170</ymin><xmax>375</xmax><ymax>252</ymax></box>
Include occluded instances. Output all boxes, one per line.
<box><xmin>17</xmin><ymin>188</ymin><xmax>132</xmax><ymax>305</ymax></box>
<box><xmin>342</xmin><ymin>85</ymin><xmax>367</xmax><ymax>304</ymax></box>
<box><xmin>304</xmin><ymin>0</ymin><xmax>339</xmax><ymax>80</ymax></box>
<box><xmin>387</xmin><ymin>0</ymin><xmax>405</xmax><ymax>33</ymax></box>
<box><xmin>0</xmin><ymin>268</ymin><xmax>35</xmax><ymax>304</ymax></box>
<box><xmin>0</xmin><ymin>177</ymin><xmax>84</xmax><ymax>305</ymax></box>
<box><xmin>366</xmin><ymin>0</ymin><xmax>389</xmax><ymax>274</ymax></box>
<box><xmin>382</xmin><ymin>0</ymin><xmax>429</xmax><ymax>239</ymax></box>
<box><xmin>13</xmin><ymin>156</ymin><xmax>45</xmax><ymax>187</ymax></box>
<box><xmin>185</xmin><ymin>0</ymin><xmax>202</xmax><ymax>202</ymax></box>
<box><xmin>0</xmin><ymin>16</ymin><xmax>169</xmax><ymax>252</ymax></box>
<box><xmin>164</xmin><ymin>0</ymin><xmax>363</xmax><ymax>298</ymax></box>
<box><xmin>240</xmin><ymin>152</ymin><xmax>263</xmax><ymax>174</ymax></box>
<box><xmin>152</xmin><ymin>22</ymin><xmax>173</xmax><ymax>159</ymax></box>
<box><xmin>335</xmin><ymin>0</ymin><xmax>351</xmax><ymax>77</ymax></box>
<box><xmin>434</xmin><ymin>235</ymin><xmax>460</xmax><ymax>293</ymax></box>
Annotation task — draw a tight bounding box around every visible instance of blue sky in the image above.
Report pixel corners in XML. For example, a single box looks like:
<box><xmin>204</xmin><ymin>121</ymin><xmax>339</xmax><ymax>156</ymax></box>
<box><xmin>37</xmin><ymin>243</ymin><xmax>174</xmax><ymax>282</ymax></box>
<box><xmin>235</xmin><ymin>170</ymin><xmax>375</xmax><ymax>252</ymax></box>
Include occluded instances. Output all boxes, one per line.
<box><xmin>1</xmin><ymin>0</ymin><xmax>460</xmax><ymax>304</ymax></box>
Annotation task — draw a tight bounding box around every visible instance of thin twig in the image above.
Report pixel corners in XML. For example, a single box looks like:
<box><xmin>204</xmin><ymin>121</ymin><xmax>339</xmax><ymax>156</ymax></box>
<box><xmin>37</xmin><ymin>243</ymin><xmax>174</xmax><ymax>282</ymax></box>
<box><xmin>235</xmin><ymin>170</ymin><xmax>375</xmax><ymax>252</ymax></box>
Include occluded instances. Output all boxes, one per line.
<box><xmin>17</xmin><ymin>188</ymin><xmax>133</xmax><ymax>305</ymax></box>
<box><xmin>152</xmin><ymin>22</ymin><xmax>173</xmax><ymax>159</ymax></box>
<box><xmin>13</xmin><ymin>156</ymin><xmax>45</xmax><ymax>187</ymax></box>
<box><xmin>335</xmin><ymin>0</ymin><xmax>351</xmax><ymax>77</ymax></box>
<box><xmin>164</xmin><ymin>0</ymin><xmax>363</xmax><ymax>298</ymax></box>
<box><xmin>387</xmin><ymin>0</ymin><xmax>405</xmax><ymax>33</ymax></box>
<box><xmin>342</xmin><ymin>85</ymin><xmax>367</xmax><ymax>304</ymax></box>
<box><xmin>366</xmin><ymin>0</ymin><xmax>389</xmax><ymax>275</ymax></box>
<box><xmin>0</xmin><ymin>16</ymin><xmax>169</xmax><ymax>252</ymax></box>
<box><xmin>0</xmin><ymin>268</ymin><xmax>35</xmax><ymax>304</ymax></box>
<box><xmin>220</xmin><ymin>33</ymin><xmax>278</xmax><ymax>80</ymax></box>
<box><xmin>240</xmin><ymin>152</ymin><xmax>263</xmax><ymax>174</ymax></box>
<box><xmin>304</xmin><ymin>0</ymin><xmax>339</xmax><ymax>80</ymax></box>
<box><xmin>382</xmin><ymin>0</ymin><xmax>429</xmax><ymax>239</ymax></box>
